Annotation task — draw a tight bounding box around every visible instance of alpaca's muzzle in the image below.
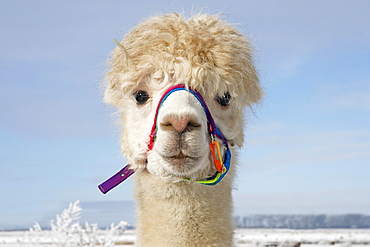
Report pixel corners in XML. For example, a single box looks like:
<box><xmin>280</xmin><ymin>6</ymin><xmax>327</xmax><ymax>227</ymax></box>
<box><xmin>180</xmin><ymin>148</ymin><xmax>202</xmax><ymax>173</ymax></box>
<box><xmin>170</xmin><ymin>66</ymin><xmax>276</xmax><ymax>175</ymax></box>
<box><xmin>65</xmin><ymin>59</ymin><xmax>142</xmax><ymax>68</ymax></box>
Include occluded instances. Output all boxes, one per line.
<box><xmin>98</xmin><ymin>84</ymin><xmax>232</xmax><ymax>194</ymax></box>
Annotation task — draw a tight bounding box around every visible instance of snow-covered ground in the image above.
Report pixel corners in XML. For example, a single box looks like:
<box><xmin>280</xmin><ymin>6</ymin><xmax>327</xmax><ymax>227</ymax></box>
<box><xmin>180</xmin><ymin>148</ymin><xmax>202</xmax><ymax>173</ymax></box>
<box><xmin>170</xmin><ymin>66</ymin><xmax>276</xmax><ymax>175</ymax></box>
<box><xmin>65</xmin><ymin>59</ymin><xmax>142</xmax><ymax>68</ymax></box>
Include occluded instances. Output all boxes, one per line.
<box><xmin>235</xmin><ymin>228</ymin><xmax>370</xmax><ymax>246</ymax></box>
<box><xmin>3</xmin><ymin>202</ymin><xmax>369</xmax><ymax>246</ymax></box>
<box><xmin>1</xmin><ymin>228</ymin><xmax>370</xmax><ymax>246</ymax></box>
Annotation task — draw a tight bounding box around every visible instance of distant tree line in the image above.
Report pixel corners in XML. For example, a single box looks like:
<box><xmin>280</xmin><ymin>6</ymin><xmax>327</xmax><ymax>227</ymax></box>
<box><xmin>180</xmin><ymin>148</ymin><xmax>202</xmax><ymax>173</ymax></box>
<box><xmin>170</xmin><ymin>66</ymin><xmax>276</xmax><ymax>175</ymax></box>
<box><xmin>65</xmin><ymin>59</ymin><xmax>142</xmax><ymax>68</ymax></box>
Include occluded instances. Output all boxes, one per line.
<box><xmin>234</xmin><ymin>214</ymin><xmax>370</xmax><ymax>229</ymax></box>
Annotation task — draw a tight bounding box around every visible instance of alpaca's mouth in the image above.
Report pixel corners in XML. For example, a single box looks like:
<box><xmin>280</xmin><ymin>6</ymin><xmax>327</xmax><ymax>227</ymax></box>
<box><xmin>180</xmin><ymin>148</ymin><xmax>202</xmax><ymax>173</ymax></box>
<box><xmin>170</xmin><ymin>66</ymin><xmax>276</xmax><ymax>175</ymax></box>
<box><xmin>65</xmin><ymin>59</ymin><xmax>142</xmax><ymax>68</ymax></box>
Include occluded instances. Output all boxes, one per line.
<box><xmin>172</xmin><ymin>152</ymin><xmax>186</xmax><ymax>159</ymax></box>
<box><xmin>163</xmin><ymin>152</ymin><xmax>200</xmax><ymax>164</ymax></box>
<box><xmin>160</xmin><ymin>152</ymin><xmax>203</xmax><ymax>174</ymax></box>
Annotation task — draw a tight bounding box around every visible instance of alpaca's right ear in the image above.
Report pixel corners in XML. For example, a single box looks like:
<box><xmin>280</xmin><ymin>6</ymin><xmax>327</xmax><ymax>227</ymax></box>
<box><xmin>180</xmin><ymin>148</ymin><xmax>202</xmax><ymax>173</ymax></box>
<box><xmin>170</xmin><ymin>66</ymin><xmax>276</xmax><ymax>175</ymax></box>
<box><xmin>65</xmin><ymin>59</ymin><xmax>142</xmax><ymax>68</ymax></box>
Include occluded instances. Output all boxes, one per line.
<box><xmin>114</xmin><ymin>39</ymin><xmax>129</xmax><ymax>66</ymax></box>
<box><xmin>103</xmin><ymin>39</ymin><xmax>131</xmax><ymax>107</ymax></box>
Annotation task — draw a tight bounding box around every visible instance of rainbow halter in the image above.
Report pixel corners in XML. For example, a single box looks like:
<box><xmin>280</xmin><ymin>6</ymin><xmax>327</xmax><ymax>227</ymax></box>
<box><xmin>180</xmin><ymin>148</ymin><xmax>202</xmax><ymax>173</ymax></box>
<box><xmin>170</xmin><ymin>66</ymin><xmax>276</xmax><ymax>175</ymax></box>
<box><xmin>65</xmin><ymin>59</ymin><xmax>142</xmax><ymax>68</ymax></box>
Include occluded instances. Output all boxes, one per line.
<box><xmin>98</xmin><ymin>84</ymin><xmax>231</xmax><ymax>194</ymax></box>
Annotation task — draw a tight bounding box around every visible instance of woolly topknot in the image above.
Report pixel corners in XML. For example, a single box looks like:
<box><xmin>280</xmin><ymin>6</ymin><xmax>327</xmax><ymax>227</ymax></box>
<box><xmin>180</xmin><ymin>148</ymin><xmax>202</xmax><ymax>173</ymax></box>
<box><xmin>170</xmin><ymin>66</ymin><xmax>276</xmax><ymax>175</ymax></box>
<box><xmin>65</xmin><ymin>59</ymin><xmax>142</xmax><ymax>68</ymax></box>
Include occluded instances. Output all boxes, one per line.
<box><xmin>105</xmin><ymin>13</ymin><xmax>262</xmax><ymax>107</ymax></box>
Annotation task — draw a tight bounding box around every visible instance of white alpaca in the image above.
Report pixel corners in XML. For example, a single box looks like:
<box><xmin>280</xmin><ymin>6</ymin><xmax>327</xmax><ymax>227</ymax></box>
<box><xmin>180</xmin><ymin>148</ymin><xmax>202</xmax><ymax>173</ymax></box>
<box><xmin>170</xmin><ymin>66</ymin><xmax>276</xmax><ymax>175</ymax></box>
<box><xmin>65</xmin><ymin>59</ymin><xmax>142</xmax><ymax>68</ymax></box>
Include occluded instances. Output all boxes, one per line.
<box><xmin>101</xmin><ymin>13</ymin><xmax>263</xmax><ymax>246</ymax></box>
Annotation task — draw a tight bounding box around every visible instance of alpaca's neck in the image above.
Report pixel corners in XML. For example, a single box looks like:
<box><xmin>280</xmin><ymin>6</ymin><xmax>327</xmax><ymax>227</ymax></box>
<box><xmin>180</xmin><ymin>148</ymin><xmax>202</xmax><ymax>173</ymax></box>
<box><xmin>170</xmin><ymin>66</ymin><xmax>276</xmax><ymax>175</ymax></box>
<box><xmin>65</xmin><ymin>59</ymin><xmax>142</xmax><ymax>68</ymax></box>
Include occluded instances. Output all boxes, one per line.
<box><xmin>133</xmin><ymin>170</ymin><xmax>234</xmax><ymax>247</ymax></box>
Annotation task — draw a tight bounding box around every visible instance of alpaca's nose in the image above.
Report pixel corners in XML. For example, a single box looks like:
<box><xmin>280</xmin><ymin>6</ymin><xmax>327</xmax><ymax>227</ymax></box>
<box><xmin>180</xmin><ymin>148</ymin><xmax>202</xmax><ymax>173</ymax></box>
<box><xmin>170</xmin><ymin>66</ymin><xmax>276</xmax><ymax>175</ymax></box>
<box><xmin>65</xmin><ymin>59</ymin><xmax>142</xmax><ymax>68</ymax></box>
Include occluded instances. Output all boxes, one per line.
<box><xmin>160</xmin><ymin>115</ymin><xmax>201</xmax><ymax>133</ymax></box>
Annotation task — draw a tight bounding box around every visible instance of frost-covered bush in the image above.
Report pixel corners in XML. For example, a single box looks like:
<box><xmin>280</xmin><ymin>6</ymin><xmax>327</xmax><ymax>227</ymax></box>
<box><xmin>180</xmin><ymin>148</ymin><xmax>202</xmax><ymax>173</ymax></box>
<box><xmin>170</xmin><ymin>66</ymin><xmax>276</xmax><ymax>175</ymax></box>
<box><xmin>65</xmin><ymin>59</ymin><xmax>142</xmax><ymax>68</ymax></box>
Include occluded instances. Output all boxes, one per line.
<box><xmin>19</xmin><ymin>200</ymin><xmax>129</xmax><ymax>247</ymax></box>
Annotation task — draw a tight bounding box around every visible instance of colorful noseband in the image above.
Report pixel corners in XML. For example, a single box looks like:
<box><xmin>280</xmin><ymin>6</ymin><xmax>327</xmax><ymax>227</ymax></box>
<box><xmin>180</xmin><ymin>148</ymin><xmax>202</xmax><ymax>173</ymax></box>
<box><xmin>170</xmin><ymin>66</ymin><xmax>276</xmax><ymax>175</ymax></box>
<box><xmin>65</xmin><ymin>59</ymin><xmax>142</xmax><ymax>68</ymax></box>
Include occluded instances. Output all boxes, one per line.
<box><xmin>98</xmin><ymin>84</ymin><xmax>231</xmax><ymax>194</ymax></box>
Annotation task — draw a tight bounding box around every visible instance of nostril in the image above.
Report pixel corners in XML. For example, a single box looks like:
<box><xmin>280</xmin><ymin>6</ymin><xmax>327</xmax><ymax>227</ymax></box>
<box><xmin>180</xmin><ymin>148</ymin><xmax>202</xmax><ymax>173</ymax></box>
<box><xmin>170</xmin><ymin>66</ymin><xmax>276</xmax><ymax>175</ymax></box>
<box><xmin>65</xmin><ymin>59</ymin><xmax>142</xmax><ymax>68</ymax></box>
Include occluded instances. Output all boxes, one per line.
<box><xmin>188</xmin><ymin>121</ymin><xmax>201</xmax><ymax>128</ymax></box>
<box><xmin>160</xmin><ymin>115</ymin><xmax>201</xmax><ymax>133</ymax></box>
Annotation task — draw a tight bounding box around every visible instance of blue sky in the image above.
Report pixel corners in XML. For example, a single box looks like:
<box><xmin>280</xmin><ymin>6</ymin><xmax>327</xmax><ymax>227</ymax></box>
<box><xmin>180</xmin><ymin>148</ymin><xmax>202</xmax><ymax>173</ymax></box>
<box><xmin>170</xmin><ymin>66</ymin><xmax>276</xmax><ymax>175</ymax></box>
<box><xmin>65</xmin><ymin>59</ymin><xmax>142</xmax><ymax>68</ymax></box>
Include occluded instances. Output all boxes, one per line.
<box><xmin>1</xmin><ymin>0</ymin><xmax>370</xmax><ymax>229</ymax></box>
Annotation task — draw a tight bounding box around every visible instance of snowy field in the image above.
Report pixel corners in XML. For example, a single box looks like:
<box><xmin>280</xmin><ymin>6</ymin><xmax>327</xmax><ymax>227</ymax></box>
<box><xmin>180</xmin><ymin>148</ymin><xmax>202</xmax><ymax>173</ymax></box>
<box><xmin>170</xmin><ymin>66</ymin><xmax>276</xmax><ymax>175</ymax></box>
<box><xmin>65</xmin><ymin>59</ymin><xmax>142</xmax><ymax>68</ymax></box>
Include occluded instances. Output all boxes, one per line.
<box><xmin>2</xmin><ymin>202</ymin><xmax>369</xmax><ymax>246</ymax></box>
<box><xmin>1</xmin><ymin>228</ymin><xmax>370</xmax><ymax>247</ymax></box>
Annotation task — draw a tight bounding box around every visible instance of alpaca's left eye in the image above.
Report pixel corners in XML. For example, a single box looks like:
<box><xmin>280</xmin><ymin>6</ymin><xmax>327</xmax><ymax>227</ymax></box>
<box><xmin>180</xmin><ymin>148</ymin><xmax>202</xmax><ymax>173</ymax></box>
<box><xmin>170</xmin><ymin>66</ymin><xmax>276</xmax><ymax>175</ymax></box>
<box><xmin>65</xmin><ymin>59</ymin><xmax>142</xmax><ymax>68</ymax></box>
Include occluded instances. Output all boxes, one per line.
<box><xmin>216</xmin><ymin>92</ymin><xmax>232</xmax><ymax>107</ymax></box>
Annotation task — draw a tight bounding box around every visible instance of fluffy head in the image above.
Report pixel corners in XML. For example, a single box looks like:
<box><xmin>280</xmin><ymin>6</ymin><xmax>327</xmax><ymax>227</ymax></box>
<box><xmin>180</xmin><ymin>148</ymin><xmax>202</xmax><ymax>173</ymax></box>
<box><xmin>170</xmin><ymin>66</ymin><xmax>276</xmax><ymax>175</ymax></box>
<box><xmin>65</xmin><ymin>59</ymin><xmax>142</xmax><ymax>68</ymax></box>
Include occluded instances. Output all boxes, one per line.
<box><xmin>104</xmin><ymin>13</ymin><xmax>263</xmax><ymax>183</ymax></box>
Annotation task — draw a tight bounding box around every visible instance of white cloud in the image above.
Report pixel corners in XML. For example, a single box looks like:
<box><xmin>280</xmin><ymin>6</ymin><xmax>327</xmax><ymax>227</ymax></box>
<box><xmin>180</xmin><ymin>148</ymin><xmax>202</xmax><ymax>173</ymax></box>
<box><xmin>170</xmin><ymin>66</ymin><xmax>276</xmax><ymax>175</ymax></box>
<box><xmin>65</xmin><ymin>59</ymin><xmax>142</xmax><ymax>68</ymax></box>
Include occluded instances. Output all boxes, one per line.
<box><xmin>242</xmin><ymin>1</ymin><xmax>370</xmax><ymax>81</ymax></box>
<box><xmin>0</xmin><ymin>83</ymin><xmax>114</xmax><ymax>139</ymax></box>
<box><xmin>317</xmin><ymin>79</ymin><xmax>370</xmax><ymax>112</ymax></box>
<box><xmin>241</xmin><ymin>123</ymin><xmax>370</xmax><ymax>171</ymax></box>
<box><xmin>234</xmin><ymin>189</ymin><xmax>370</xmax><ymax>215</ymax></box>
<box><xmin>329</xmin><ymin>92</ymin><xmax>370</xmax><ymax>111</ymax></box>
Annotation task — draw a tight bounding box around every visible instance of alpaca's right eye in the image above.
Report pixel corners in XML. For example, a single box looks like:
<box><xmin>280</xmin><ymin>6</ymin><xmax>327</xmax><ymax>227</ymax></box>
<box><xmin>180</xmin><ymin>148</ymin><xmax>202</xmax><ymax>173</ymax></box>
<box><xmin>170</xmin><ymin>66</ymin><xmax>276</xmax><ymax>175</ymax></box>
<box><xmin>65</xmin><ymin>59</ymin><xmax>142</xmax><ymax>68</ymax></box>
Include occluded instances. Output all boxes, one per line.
<box><xmin>133</xmin><ymin>91</ymin><xmax>150</xmax><ymax>105</ymax></box>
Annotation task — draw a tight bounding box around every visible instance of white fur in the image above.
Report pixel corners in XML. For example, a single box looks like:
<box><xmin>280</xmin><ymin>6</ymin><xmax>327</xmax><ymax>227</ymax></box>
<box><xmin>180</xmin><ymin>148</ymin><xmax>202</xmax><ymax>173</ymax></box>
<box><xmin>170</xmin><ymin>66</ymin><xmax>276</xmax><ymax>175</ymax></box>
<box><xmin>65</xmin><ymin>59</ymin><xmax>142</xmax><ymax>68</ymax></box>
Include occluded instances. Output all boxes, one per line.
<box><xmin>104</xmin><ymin>13</ymin><xmax>263</xmax><ymax>247</ymax></box>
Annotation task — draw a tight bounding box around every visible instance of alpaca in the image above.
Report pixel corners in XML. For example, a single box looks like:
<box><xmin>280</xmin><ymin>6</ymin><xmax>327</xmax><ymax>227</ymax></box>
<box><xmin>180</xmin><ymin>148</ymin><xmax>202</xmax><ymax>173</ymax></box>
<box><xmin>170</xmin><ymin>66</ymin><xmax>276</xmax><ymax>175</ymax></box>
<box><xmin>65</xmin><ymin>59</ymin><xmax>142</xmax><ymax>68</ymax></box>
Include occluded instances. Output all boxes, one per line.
<box><xmin>101</xmin><ymin>13</ymin><xmax>263</xmax><ymax>246</ymax></box>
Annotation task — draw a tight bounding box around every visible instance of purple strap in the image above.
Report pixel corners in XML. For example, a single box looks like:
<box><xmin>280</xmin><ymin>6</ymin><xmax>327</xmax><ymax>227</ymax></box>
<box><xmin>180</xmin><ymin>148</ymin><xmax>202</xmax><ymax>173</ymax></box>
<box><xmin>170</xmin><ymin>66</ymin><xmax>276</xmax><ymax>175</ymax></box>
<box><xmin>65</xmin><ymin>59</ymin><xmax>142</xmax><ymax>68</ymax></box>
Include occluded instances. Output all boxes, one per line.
<box><xmin>98</xmin><ymin>165</ymin><xmax>134</xmax><ymax>194</ymax></box>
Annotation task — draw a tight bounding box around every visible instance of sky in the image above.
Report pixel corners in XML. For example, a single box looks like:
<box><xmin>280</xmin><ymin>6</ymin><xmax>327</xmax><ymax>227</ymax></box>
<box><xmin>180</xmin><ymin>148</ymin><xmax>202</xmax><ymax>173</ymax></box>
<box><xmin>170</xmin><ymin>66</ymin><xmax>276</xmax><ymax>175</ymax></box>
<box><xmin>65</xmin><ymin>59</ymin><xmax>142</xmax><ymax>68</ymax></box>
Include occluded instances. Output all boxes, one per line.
<box><xmin>1</xmin><ymin>0</ymin><xmax>370</xmax><ymax>229</ymax></box>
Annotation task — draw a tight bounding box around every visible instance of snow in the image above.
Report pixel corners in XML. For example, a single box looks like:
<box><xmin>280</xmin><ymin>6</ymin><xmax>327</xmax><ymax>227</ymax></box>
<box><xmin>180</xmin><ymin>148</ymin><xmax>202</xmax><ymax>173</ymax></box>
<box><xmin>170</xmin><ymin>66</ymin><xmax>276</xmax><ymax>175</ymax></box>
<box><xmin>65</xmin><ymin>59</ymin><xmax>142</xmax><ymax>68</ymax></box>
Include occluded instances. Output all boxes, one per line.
<box><xmin>2</xmin><ymin>201</ymin><xmax>369</xmax><ymax>246</ymax></box>
<box><xmin>1</xmin><ymin>229</ymin><xmax>370</xmax><ymax>246</ymax></box>
<box><xmin>235</xmin><ymin>228</ymin><xmax>370</xmax><ymax>246</ymax></box>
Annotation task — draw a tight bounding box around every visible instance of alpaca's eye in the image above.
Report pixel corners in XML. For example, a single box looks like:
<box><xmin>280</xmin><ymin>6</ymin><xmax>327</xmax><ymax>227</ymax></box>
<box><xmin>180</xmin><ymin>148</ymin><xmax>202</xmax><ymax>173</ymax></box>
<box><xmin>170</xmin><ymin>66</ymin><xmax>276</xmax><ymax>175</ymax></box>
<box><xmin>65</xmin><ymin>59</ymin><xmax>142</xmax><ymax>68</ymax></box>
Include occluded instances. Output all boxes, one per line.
<box><xmin>133</xmin><ymin>91</ymin><xmax>150</xmax><ymax>105</ymax></box>
<box><xmin>216</xmin><ymin>92</ymin><xmax>232</xmax><ymax>107</ymax></box>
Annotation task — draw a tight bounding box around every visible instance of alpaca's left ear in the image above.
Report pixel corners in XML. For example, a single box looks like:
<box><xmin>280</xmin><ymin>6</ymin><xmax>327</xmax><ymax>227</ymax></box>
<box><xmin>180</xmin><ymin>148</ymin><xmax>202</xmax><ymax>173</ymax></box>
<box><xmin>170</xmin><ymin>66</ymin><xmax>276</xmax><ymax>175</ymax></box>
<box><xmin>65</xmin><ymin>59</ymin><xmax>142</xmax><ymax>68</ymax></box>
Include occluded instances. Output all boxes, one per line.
<box><xmin>246</xmin><ymin>78</ymin><xmax>264</xmax><ymax>105</ymax></box>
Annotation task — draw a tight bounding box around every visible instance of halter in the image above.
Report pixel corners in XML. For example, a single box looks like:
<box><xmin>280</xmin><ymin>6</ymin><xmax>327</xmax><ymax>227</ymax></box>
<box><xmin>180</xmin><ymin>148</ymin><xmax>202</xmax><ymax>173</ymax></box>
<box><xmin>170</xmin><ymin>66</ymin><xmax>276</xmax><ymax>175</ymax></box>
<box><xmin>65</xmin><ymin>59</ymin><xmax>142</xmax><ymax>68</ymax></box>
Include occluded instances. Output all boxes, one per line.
<box><xmin>98</xmin><ymin>84</ymin><xmax>231</xmax><ymax>194</ymax></box>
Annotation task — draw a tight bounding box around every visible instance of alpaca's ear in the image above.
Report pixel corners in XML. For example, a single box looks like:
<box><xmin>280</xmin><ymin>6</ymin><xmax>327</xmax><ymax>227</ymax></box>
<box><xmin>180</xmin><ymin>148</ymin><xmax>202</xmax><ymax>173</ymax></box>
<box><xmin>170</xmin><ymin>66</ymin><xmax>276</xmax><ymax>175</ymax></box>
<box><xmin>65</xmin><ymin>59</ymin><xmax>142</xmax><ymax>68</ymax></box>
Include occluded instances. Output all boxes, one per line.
<box><xmin>246</xmin><ymin>78</ymin><xmax>264</xmax><ymax>105</ymax></box>
<box><xmin>114</xmin><ymin>39</ymin><xmax>129</xmax><ymax>66</ymax></box>
<box><xmin>103</xmin><ymin>40</ymin><xmax>131</xmax><ymax>107</ymax></box>
<box><xmin>104</xmin><ymin>83</ymin><xmax>121</xmax><ymax>107</ymax></box>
